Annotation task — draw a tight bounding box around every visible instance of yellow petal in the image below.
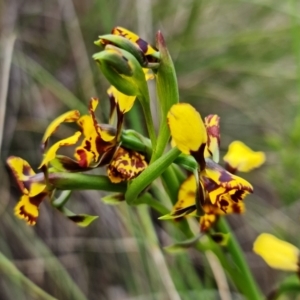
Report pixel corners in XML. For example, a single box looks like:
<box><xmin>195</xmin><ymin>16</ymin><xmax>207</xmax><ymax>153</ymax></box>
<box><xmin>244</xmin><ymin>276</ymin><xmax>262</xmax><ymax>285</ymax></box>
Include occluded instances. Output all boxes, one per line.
<box><xmin>172</xmin><ymin>175</ymin><xmax>197</xmax><ymax>216</ymax></box>
<box><xmin>41</xmin><ymin>110</ymin><xmax>80</xmax><ymax>150</ymax></box>
<box><xmin>112</xmin><ymin>27</ymin><xmax>157</xmax><ymax>55</ymax></box>
<box><xmin>39</xmin><ymin>131</ymin><xmax>81</xmax><ymax>168</ymax></box>
<box><xmin>107</xmin><ymin>85</ymin><xmax>136</xmax><ymax>113</ymax></box>
<box><xmin>99</xmin><ymin>125</ymin><xmax>116</xmax><ymax>142</ymax></box>
<box><xmin>7</xmin><ymin>156</ymin><xmax>46</xmax><ymax>196</ymax></box>
<box><xmin>14</xmin><ymin>194</ymin><xmax>47</xmax><ymax>226</ymax></box>
<box><xmin>253</xmin><ymin>233</ymin><xmax>299</xmax><ymax>271</ymax></box>
<box><xmin>223</xmin><ymin>141</ymin><xmax>266</xmax><ymax>172</ymax></box>
<box><xmin>167</xmin><ymin>103</ymin><xmax>207</xmax><ymax>155</ymax></box>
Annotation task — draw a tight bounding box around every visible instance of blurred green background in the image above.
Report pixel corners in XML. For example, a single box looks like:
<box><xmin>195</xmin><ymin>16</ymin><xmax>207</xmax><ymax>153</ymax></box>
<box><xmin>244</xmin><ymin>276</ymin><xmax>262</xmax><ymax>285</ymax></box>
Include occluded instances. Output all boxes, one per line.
<box><xmin>1</xmin><ymin>0</ymin><xmax>300</xmax><ymax>299</ymax></box>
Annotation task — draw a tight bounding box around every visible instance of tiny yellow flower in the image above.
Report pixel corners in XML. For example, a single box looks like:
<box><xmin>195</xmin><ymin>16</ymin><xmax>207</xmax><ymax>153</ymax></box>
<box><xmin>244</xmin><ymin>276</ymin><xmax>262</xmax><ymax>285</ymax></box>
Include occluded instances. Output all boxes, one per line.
<box><xmin>223</xmin><ymin>141</ymin><xmax>265</xmax><ymax>173</ymax></box>
<box><xmin>253</xmin><ymin>233</ymin><xmax>300</xmax><ymax>272</ymax></box>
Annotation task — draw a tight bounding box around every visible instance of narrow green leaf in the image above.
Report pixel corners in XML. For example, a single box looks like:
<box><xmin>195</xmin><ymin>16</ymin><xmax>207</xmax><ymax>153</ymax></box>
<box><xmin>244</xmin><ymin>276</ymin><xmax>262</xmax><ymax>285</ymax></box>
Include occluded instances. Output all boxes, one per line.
<box><xmin>60</xmin><ymin>207</ymin><xmax>98</xmax><ymax>227</ymax></box>
<box><xmin>152</xmin><ymin>31</ymin><xmax>179</xmax><ymax>161</ymax></box>
<box><xmin>101</xmin><ymin>193</ymin><xmax>125</xmax><ymax>205</ymax></box>
<box><xmin>210</xmin><ymin>232</ymin><xmax>230</xmax><ymax>246</ymax></box>
<box><xmin>164</xmin><ymin>234</ymin><xmax>203</xmax><ymax>253</ymax></box>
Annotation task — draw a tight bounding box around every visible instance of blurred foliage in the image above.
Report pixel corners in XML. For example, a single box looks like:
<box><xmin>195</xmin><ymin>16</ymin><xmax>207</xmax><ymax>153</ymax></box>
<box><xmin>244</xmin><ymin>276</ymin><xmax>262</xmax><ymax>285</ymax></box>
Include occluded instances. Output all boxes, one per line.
<box><xmin>1</xmin><ymin>0</ymin><xmax>300</xmax><ymax>299</ymax></box>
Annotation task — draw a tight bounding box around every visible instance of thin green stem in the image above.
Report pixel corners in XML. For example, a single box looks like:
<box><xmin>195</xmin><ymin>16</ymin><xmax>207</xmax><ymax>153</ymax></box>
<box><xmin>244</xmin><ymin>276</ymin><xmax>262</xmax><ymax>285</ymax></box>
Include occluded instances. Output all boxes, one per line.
<box><xmin>45</xmin><ymin>173</ymin><xmax>127</xmax><ymax>192</ymax></box>
<box><xmin>161</xmin><ymin>166</ymin><xmax>180</xmax><ymax>204</ymax></box>
<box><xmin>125</xmin><ymin>147</ymin><xmax>181</xmax><ymax>205</ymax></box>
<box><xmin>140</xmin><ymin>94</ymin><xmax>157</xmax><ymax>154</ymax></box>
<box><xmin>217</xmin><ymin>217</ymin><xmax>263</xmax><ymax>300</ymax></box>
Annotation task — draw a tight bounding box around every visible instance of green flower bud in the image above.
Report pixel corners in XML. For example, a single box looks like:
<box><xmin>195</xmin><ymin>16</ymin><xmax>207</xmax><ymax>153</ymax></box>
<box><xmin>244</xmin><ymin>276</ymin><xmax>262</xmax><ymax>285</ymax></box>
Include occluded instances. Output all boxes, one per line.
<box><xmin>93</xmin><ymin>45</ymin><xmax>147</xmax><ymax>97</ymax></box>
<box><xmin>95</xmin><ymin>34</ymin><xmax>145</xmax><ymax>66</ymax></box>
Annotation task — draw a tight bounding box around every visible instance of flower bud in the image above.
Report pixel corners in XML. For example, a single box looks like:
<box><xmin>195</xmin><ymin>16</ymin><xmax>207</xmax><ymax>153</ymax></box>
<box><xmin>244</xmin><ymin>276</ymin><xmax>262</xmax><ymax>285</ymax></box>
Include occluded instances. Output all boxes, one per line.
<box><xmin>93</xmin><ymin>45</ymin><xmax>147</xmax><ymax>97</ymax></box>
<box><xmin>96</xmin><ymin>34</ymin><xmax>145</xmax><ymax>66</ymax></box>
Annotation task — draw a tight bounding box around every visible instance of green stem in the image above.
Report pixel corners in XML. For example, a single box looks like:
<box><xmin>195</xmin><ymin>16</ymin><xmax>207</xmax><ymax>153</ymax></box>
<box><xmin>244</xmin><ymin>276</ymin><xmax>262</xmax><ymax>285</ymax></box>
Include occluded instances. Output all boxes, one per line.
<box><xmin>161</xmin><ymin>166</ymin><xmax>180</xmax><ymax>204</ymax></box>
<box><xmin>137</xmin><ymin>193</ymin><xmax>169</xmax><ymax>215</ymax></box>
<box><xmin>125</xmin><ymin>147</ymin><xmax>181</xmax><ymax>205</ymax></box>
<box><xmin>0</xmin><ymin>251</ymin><xmax>57</xmax><ymax>300</ymax></box>
<box><xmin>45</xmin><ymin>173</ymin><xmax>127</xmax><ymax>192</ymax></box>
<box><xmin>140</xmin><ymin>93</ymin><xmax>157</xmax><ymax>155</ymax></box>
<box><xmin>217</xmin><ymin>217</ymin><xmax>263</xmax><ymax>300</ymax></box>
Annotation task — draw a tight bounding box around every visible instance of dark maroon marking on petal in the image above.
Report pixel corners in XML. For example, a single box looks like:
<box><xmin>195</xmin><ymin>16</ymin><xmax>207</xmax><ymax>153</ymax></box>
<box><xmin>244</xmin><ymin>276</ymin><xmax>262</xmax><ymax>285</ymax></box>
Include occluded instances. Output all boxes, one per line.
<box><xmin>224</xmin><ymin>163</ymin><xmax>237</xmax><ymax>175</ymax></box>
<box><xmin>231</xmin><ymin>190</ymin><xmax>245</xmax><ymax>202</ymax></box>
<box><xmin>136</xmin><ymin>38</ymin><xmax>148</xmax><ymax>54</ymax></box>
<box><xmin>23</xmin><ymin>165</ymin><xmax>32</xmax><ymax>176</ymax></box>
<box><xmin>207</xmin><ymin>125</ymin><xmax>220</xmax><ymax>138</ymax></box>
<box><xmin>68</xmin><ymin>215</ymin><xmax>85</xmax><ymax>223</ymax></box>
<box><xmin>190</xmin><ymin>143</ymin><xmax>206</xmax><ymax>171</ymax></box>
<box><xmin>202</xmin><ymin>177</ymin><xmax>219</xmax><ymax>192</ymax></box>
<box><xmin>19</xmin><ymin>206</ymin><xmax>36</xmax><ymax>224</ymax></box>
<box><xmin>173</xmin><ymin>205</ymin><xmax>196</xmax><ymax>216</ymax></box>
<box><xmin>219</xmin><ymin>199</ymin><xmax>229</xmax><ymax>213</ymax></box>
<box><xmin>232</xmin><ymin>203</ymin><xmax>242</xmax><ymax>214</ymax></box>
<box><xmin>76</xmin><ymin>149</ymin><xmax>88</xmax><ymax>168</ymax></box>
<box><xmin>30</xmin><ymin>192</ymin><xmax>48</xmax><ymax>207</ymax></box>
<box><xmin>84</xmin><ymin>140</ymin><xmax>91</xmax><ymax>151</ymax></box>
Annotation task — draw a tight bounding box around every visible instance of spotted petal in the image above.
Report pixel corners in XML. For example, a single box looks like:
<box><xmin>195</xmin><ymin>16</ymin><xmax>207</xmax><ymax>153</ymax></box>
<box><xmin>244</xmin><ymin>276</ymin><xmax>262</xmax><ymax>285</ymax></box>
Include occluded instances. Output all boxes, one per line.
<box><xmin>107</xmin><ymin>147</ymin><xmax>148</xmax><ymax>183</ymax></box>
<box><xmin>204</xmin><ymin>115</ymin><xmax>220</xmax><ymax>163</ymax></box>
<box><xmin>14</xmin><ymin>193</ymin><xmax>47</xmax><ymax>225</ymax></box>
<box><xmin>7</xmin><ymin>156</ymin><xmax>46</xmax><ymax>196</ymax></box>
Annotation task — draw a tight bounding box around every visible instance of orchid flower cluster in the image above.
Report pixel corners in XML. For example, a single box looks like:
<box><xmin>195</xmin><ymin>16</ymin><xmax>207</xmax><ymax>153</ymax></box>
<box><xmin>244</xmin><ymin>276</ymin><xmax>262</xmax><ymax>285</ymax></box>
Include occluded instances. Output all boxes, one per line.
<box><xmin>7</xmin><ymin>27</ymin><xmax>298</xmax><ymax>298</ymax></box>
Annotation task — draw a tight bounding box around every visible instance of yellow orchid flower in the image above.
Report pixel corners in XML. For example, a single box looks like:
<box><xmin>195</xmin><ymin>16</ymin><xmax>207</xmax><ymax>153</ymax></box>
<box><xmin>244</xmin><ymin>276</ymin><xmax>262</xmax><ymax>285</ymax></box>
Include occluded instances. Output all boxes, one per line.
<box><xmin>165</xmin><ymin>170</ymin><xmax>248</xmax><ymax>232</ymax></box>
